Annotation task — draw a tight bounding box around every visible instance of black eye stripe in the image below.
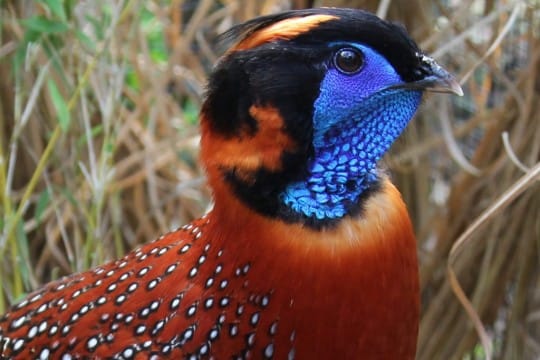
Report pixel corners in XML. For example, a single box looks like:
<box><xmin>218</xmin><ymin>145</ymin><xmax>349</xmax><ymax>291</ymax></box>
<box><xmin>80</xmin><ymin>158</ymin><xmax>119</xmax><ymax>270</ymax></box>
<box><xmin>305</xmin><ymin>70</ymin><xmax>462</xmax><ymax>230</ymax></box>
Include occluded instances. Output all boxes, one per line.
<box><xmin>333</xmin><ymin>48</ymin><xmax>364</xmax><ymax>75</ymax></box>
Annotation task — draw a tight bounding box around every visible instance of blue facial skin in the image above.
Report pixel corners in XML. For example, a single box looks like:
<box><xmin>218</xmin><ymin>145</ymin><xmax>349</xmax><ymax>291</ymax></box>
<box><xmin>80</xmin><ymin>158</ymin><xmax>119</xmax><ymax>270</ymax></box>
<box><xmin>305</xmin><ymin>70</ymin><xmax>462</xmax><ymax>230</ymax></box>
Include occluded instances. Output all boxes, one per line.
<box><xmin>280</xmin><ymin>44</ymin><xmax>423</xmax><ymax>220</ymax></box>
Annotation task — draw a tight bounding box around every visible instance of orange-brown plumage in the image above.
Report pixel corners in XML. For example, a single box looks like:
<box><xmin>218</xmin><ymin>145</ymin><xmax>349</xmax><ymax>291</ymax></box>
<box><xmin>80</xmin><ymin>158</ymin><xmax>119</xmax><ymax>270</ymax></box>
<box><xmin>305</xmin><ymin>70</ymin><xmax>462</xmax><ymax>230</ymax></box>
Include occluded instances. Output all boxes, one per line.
<box><xmin>0</xmin><ymin>7</ymin><xmax>461</xmax><ymax>359</ymax></box>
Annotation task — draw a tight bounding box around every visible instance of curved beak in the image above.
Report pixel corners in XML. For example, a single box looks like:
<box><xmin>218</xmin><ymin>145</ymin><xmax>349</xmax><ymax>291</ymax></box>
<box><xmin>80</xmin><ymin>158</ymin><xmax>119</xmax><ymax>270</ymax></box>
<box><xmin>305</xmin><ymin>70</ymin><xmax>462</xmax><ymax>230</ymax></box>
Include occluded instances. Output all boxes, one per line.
<box><xmin>408</xmin><ymin>67</ymin><xmax>463</xmax><ymax>96</ymax></box>
<box><xmin>391</xmin><ymin>54</ymin><xmax>463</xmax><ymax>96</ymax></box>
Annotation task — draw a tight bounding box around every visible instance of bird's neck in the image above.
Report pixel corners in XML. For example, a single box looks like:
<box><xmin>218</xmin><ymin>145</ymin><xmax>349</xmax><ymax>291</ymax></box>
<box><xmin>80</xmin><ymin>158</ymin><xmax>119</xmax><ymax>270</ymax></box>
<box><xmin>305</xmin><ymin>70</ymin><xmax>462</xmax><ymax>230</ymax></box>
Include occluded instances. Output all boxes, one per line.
<box><xmin>280</xmin><ymin>89</ymin><xmax>422</xmax><ymax>221</ymax></box>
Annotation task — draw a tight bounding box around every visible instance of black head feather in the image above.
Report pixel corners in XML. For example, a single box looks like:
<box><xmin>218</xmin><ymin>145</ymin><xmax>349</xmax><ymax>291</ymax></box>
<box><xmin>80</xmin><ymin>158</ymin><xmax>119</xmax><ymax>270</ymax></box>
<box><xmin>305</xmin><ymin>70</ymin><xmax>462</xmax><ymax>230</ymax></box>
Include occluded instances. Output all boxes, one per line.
<box><xmin>220</xmin><ymin>8</ymin><xmax>426</xmax><ymax>82</ymax></box>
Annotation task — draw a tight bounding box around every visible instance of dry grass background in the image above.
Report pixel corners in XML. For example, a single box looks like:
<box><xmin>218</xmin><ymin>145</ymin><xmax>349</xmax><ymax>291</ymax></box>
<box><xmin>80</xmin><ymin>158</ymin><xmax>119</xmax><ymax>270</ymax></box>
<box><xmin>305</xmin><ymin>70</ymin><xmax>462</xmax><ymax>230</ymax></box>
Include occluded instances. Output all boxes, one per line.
<box><xmin>0</xmin><ymin>0</ymin><xmax>538</xmax><ymax>359</ymax></box>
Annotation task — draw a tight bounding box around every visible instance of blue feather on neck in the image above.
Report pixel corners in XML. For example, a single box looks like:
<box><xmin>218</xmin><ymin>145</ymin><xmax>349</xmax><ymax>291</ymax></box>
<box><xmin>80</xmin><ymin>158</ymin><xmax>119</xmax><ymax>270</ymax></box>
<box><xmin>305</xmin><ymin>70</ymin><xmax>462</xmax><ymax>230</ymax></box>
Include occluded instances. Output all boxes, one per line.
<box><xmin>280</xmin><ymin>44</ymin><xmax>422</xmax><ymax>220</ymax></box>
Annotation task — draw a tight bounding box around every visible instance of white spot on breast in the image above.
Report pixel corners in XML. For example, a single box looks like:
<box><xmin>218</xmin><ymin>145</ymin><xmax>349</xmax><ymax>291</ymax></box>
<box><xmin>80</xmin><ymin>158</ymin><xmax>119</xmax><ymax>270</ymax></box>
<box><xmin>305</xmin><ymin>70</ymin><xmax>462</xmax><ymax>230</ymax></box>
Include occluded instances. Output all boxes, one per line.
<box><xmin>186</xmin><ymin>304</ymin><xmax>197</xmax><ymax>317</ymax></box>
<box><xmin>36</xmin><ymin>303</ymin><xmax>48</xmax><ymax>314</ymax></box>
<box><xmin>165</xmin><ymin>263</ymin><xmax>177</xmax><ymax>275</ymax></box>
<box><xmin>188</xmin><ymin>267</ymin><xmax>198</xmax><ymax>278</ymax></box>
<box><xmin>27</xmin><ymin>325</ymin><xmax>38</xmax><ymax>339</ymax></box>
<box><xmin>198</xmin><ymin>255</ymin><xmax>206</xmax><ymax>265</ymax></box>
<box><xmin>269</xmin><ymin>321</ymin><xmax>278</xmax><ymax>336</ymax></box>
<box><xmin>123</xmin><ymin>346</ymin><xmax>135</xmax><ymax>358</ymax></box>
<box><xmin>39</xmin><ymin>348</ymin><xmax>50</xmax><ymax>360</ymax></box>
<box><xmin>215</xmin><ymin>264</ymin><xmax>223</xmax><ymax>274</ymax></box>
<box><xmin>208</xmin><ymin>327</ymin><xmax>219</xmax><ymax>341</ymax></box>
<box><xmin>236</xmin><ymin>304</ymin><xmax>244</xmax><ymax>315</ymax></box>
<box><xmin>38</xmin><ymin>320</ymin><xmax>48</xmax><ymax>333</ymax></box>
<box><xmin>250</xmin><ymin>312</ymin><xmax>260</xmax><ymax>326</ymax></box>
<box><xmin>12</xmin><ymin>338</ymin><xmax>25</xmax><ymax>352</ymax></box>
<box><xmin>150</xmin><ymin>301</ymin><xmax>160</xmax><ymax>312</ymax></box>
<box><xmin>229</xmin><ymin>324</ymin><xmax>238</xmax><ymax>337</ymax></box>
<box><xmin>246</xmin><ymin>332</ymin><xmax>256</xmax><ymax>347</ymax></box>
<box><xmin>288</xmin><ymin>348</ymin><xmax>296</xmax><ymax>360</ymax></box>
<box><xmin>69</xmin><ymin>313</ymin><xmax>79</xmax><ymax>323</ymax></box>
<box><xmin>220</xmin><ymin>297</ymin><xmax>230</xmax><ymax>308</ymax></box>
<box><xmin>179</xmin><ymin>244</ymin><xmax>191</xmax><ymax>254</ymax></box>
<box><xmin>140</xmin><ymin>308</ymin><xmax>150</xmax><ymax>318</ymax></box>
<box><xmin>199</xmin><ymin>342</ymin><xmax>209</xmax><ymax>355</ymax></box>
<box><xmin>115</xmin><ymin>294</ymin><xmax>127</xmax><ymax>305</ymax></box>
<box><xmin>135</xmin><ymin>324</ymin><xmax>146</xmax><ymax>335</ymax></box>
<box><xmin>86</xmin><ymin>336</ymin><xmax>99</xmax><ymax>351</ymax></box>
<box><xmin>29</xmin><ymin>293</ymin><xmax>43</xmax><ymax>303</ymax></box>
<box><xmin>170</xmin><ymin>295</ymin><xmax>183</xmax><ymax>310</ymax></box>
<box><xmin>61</xmin><ymin>325</ymin><xmax>70</xmax><ymax>335</ymax></box>
<box><xmin>183</xmin><ymin>326</ymin><xmax>195</xmax><ymax>340</ymax></box>
<box><xmin>151</xmin><ymin>319</ymin><xmax>166</xmax><ymax>336</ymax></box>
<box><xmin>49</xmin><ymin>324</ymin><xmax>59</xmax><ymax>336</ymax></box>
<box><xmin>10</xmin><ymin>315</ymin><xmax>26</xmax><ymax>330</ymax></box>
<box><xmin>163</xmin><ymin>344</ymin><xmax>173</xmax><ymax>354</ymax></box>
<box><xmin>204</xmin><ymin>297</ymin><xmax>214</xmax><ymax>309</ymax></box>
<box><xmin>137</xmin><ymin>266</ymin><xmax>150</xmax><ymax>277</ymax></box>
<box><xmin>16</xmin><ymin>299</ymin><xmax>28</xmax><ymax>309</ymax></box>
<box><xmin>219</xmin><ymin>279</ymin><xmax>228</xmax><ymax>290</ymax></box>
<box><xmin>264</xmin><ymin>343</ymin><xmax>274</xmax><ymax>358</ymax></box>
<box><xmin>147</xmin><ymin>278</ymin><xmax>160</xmax><ymax>290</ymax></box>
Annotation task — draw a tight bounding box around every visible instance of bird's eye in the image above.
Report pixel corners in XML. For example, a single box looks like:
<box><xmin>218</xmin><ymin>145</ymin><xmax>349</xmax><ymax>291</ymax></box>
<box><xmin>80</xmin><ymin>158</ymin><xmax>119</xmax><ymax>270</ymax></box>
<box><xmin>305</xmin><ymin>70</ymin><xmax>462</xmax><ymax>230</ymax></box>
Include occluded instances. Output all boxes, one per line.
<box><xmin>333</xmin><ymin>48</ymin><xmax>364</xmax><ymax>74</ymax></box>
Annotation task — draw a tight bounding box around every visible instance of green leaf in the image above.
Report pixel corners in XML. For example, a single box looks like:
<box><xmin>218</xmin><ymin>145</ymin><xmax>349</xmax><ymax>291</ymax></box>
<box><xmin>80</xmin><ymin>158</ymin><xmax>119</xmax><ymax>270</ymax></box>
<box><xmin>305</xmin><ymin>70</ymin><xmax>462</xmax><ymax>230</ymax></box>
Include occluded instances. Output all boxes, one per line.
<box><xmin>47</xmin><ymin>80</ymin><xmax>71</xmax><ymax>131</ymax></box>
<box><xmin>125</xmin><ymin>66</ymin><xmax>140</xmax><ymax>91</ymax></box>
<box><xmin>15</xmin><ymin>220</ymin><xmax>32</xmax><ymax>289</ymax></box>
<box><xmin>182</xmin><ymin>99</ymin><xmax>199</xmax><ymax>125</ymax></box>
<box><xmin>77</xmin><ymin>124</ymin><xmax>103</xmax><ymax>148</ymax></box>
<box><xmin>35</xmin><ymin>189</ymin><xmax>50</xmax><ymax>224</ymax></box>
<box><xmin>75</xmin><ymin>30</ymin><xmax>96</xmax><ymax>51</ymax></box>
<box><xmin>59</xmin><ymin>188</ymin><xmax>77</xmax><ymax>207</ymax></box>
<box><xmin>20</xmin><ymin>16</ymin><xmax>68</xmax><ymax>34</ymax></box>
<box><xmin>40</xmin><ymin>0</ymin><xmax>67</xmax><ymax>21</ymax></box>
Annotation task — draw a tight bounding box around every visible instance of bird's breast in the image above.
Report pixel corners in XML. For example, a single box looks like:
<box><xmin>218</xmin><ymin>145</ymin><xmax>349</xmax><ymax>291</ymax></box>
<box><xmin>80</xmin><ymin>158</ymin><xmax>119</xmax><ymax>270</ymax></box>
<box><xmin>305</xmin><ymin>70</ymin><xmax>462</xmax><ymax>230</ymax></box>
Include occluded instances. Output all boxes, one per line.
<box><xmin>208</xmin><ymin>177</ymin><xmax>420</xmax><ymax>359</ymax></box>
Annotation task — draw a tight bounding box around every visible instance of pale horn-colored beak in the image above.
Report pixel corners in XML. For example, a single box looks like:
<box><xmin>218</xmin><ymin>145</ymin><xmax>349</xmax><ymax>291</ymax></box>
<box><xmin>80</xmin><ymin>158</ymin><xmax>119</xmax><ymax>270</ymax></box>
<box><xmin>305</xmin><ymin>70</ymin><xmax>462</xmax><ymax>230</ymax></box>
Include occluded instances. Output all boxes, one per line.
<box><xmin>392</xmin><ymin>54</ymin><xmax>464</xmax><ymax>96</ymax></box>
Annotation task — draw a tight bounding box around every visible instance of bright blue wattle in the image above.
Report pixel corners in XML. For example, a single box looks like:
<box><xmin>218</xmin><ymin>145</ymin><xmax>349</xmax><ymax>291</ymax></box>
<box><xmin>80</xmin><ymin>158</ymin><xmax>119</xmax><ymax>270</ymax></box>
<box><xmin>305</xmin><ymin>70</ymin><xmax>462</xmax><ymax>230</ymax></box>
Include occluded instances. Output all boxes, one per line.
<box><xmin>280</xmin><ymin>44</ymin><xmax>422</xmax><ymax>220</ymax></box>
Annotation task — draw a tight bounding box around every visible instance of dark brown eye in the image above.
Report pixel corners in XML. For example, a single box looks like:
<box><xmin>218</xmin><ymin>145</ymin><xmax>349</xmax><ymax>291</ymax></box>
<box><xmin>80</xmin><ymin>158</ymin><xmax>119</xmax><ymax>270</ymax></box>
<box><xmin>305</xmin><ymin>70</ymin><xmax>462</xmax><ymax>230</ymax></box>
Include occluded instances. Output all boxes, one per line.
<box><xmin>334</xmin><ymin>48</ymin><xmax>364</xmax><ymax>74</ymax></box>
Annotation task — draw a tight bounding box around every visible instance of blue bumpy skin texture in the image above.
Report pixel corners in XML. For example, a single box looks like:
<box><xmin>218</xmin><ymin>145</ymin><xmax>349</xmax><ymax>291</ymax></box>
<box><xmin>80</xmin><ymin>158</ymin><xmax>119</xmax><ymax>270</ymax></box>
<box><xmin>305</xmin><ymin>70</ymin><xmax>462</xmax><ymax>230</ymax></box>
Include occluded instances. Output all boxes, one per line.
<box><xmin>280</xmin><ymin>44</ymin><xmax>422</xmax><ymax>220</ymax></box>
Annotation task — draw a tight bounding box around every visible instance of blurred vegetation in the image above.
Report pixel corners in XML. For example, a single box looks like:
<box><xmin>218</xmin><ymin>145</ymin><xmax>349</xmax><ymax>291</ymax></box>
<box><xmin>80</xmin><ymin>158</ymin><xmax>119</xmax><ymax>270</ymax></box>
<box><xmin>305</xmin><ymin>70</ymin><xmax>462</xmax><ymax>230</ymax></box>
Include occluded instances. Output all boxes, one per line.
<box><xmin>0</xmin><ymin>0</ymin><xmax>538</xmax><ymax>359</ymax></box>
